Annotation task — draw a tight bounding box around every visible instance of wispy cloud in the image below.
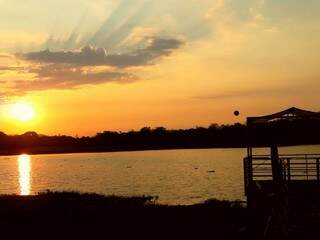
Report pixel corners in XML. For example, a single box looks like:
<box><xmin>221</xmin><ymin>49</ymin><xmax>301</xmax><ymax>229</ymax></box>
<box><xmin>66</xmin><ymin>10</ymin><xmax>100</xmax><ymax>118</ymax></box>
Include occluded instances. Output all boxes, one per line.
<box><xmin>0</xmin><ymin>65</ymin><xmax>26</xmax><ymax>75</ymax></box>
<box><xmin>7</xmin><ymin>64</ymin><xmax>137</xmax><ymax>93</ymax></box>
<box><xmin>0</xmin><ymin>89</ymin><xmax>23</xmax><ymax>103</ymax></box>
<box><xmin>195</xmin><ymin>88</ymin><xmax>301</xmax><ymax>100</ymax></box>
<box><xmin>0</xmin><ymin>53</ymin><xmax>12</xmax><ymax>58</ymax></box>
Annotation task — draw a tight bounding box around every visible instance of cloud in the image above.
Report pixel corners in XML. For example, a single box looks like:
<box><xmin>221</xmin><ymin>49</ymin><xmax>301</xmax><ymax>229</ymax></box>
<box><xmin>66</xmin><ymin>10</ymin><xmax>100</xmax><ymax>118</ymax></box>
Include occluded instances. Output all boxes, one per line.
<box><xmin>0</xmin><ymin>53</ymin><xmax>12</xmax><ymax>58</ymax></box>
<box><xmin>10</xmin><ymin>64</ymin><xmax>137</xmax><ymax>92</ymax></box>
<box><xmin>205</xmin><ymin>0</ymin><xmax>225</xmax><ymax>19</ymax></box>
<box><xmin>0</xmin><ymin>89</ymin><xmax>23</xmax><ymax>103</ymax></box>
<box><xmin>5</xmin><ymin>36</ymin><xmax>184</xmax><ymax>95</ymax></box>
<box><xmin>119</xmin><ymin>27</ymin><xmax>160</xmax><ymax>49</ymax></box>
<box><xmin>0</xmin><ymin>92</ymin><xmax>6</xmax><ymax>102</ymax></box>
<box><xmin>18</xmin><ymin>37</ymin><xmax>184</xmax><ymax>68</ymax></box>
<box><xmin>195</xmin><ymin>88</ymin><xmax>301</xmax><ymax>100</ymax></box>
<box><xmin>0</xmin><ymin>65</ymin><xmax>25</xmax><ymax>73</ymax></box>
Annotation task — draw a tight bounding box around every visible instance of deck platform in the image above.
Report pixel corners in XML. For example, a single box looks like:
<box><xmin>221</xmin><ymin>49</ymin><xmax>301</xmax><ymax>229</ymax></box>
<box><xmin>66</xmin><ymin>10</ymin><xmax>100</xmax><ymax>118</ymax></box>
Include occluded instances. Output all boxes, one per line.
<box><xmin>244</xmin><ymin>153</ymin><xmax>320</xmax><ymax>239</ymax></box>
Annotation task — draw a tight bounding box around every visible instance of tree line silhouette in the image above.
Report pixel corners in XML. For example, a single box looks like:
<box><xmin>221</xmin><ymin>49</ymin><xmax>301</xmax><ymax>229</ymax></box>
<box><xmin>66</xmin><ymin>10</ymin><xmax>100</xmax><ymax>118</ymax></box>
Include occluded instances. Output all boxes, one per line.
<box><xmin>0</xmin><ymin>119</ymin><xmax>319</xmax><ymax>155</ymax></box>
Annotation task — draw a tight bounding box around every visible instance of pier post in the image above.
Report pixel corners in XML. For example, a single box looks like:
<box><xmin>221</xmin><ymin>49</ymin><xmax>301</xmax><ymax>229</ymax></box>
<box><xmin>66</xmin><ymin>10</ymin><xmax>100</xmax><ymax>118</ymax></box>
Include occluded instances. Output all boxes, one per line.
<box><xmin>287</xmin><ymin>158</ymin><xmax>291</xmax><ymax>181</ymax></box>
<box><xmin>270</xmin><ymin>145</ymin><xmax>288</xmax><ymax>240</ymax></box>
<box><xmin>271</xmin><ymin>146</ymin><xmax>282</xmax><ymax>184</ymax></box>
<box><xmin>246</xmin><ymin>148</ymin><xmax>254</xmax><ymax>209</ymax></box>
<box><xmin>317</xmin><ymin>158</ymin><xmax>320</xmax><ymax>182</ymax></box>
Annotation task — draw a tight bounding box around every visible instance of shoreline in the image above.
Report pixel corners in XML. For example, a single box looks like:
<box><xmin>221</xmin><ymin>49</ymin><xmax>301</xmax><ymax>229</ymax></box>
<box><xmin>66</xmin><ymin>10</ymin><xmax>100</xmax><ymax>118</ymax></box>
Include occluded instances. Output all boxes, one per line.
<box><xmin>0</xmin><ymin>191</ymin><xmax>248</xmax><ymax>239</ymax></box>
<box><xmin>0</xmin><ymin>143</ymin><xmax>319</xmax><ymax>157</ymax></box>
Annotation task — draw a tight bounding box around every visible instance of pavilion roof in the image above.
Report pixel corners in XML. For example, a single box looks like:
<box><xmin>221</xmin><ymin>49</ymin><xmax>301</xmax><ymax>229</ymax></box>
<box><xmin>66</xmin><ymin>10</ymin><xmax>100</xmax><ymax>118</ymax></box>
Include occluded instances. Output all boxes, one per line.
<box><xmin>247</xmin><ymin>107</ymin><xmax>320</xmax><ymax>126</ymax></box>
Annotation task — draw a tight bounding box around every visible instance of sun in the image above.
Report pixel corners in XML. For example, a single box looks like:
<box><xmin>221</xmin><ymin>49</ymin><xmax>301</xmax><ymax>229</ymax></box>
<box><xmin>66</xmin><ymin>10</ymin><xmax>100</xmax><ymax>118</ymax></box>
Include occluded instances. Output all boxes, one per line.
<box><xmin>9</xmin><ymin>102</ymin><xmax>36</xmax><ymax>122</ymax></box>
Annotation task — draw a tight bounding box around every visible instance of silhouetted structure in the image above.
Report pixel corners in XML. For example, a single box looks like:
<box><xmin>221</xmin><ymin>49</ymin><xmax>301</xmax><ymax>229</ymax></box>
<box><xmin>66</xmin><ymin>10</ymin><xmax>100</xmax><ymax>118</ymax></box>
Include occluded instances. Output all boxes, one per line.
<box><xmin>244</xmin><ymin>107</ymin><xmax>320</xmax><ymax>239</ymax></box>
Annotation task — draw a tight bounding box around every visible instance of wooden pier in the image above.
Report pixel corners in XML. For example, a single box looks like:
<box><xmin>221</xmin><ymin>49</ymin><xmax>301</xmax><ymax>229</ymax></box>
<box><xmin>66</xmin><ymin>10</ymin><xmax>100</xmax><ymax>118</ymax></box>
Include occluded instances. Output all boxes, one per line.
<box><xmin>243</xmin><ymin>107</ymin><xmax>320</xmax><ymax>240</ymax></box>
<box><xmin>244</xmin><ymin>154</ymin><xmax>320</xmax><ymax>195</ymax></box>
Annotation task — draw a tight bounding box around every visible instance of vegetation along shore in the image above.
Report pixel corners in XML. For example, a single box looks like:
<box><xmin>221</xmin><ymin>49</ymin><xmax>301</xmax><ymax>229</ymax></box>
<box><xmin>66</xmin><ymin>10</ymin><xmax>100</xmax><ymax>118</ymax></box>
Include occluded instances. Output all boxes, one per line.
<box><xmin>1</xmin><ymin>119</ymin><xmax>320</xmax><ymax>156</ymax></box>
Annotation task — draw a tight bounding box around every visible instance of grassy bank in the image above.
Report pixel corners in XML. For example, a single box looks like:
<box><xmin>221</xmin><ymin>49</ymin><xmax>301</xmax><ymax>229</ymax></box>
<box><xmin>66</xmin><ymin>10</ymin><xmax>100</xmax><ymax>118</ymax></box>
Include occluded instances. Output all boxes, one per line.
<box><xmin>0</xmin><ymin>191</ymin><xmax>248</xmax><ymax>239</ymax></box>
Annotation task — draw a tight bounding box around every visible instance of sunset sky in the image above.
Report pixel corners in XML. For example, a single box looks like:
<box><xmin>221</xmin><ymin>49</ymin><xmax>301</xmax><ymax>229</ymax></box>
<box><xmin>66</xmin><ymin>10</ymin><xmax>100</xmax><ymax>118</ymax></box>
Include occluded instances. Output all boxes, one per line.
<box><xmin>0</xmin><ymin>0</ymin><xmax>319</xmax><ymax>136</ymax></box>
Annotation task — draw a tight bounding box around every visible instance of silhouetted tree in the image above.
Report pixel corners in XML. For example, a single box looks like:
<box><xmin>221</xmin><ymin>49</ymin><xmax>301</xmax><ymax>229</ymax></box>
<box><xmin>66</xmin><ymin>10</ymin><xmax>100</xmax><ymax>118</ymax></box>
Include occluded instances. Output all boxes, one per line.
<box><xmin>0</xmin><ymin>119</ymin><xmax>319</xmax><ymax>155</ymax></box>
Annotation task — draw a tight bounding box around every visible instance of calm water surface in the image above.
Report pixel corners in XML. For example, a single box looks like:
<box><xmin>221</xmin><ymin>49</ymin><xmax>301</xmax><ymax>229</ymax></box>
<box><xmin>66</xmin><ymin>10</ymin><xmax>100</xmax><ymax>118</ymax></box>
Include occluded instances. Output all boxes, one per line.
<box><xmin>0</xmin><ymin>145</ymin><xmax>319</xmax><ymax>205</ymax></box>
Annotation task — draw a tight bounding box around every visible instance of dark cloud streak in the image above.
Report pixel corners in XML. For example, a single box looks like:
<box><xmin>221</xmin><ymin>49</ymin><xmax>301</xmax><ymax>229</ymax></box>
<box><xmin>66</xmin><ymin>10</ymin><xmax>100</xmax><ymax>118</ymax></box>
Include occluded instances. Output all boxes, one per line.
<box><xmin>18</xmin><ymin>37</ymin><xmax>184</xmax><ymax>68</ymax></box>
<box><xmin>8</xmin><ymin>36</ymin><xmax>184</xmax><ymax>94</ymax></box>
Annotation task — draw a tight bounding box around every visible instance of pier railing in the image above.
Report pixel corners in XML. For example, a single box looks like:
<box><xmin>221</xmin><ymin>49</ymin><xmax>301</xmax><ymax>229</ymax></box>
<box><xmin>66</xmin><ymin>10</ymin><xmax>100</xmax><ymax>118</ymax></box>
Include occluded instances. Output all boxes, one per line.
<box><xmin>244</xmin><ymin>154</ymin><xmax>320</xmax><ymax>194</ymax></box>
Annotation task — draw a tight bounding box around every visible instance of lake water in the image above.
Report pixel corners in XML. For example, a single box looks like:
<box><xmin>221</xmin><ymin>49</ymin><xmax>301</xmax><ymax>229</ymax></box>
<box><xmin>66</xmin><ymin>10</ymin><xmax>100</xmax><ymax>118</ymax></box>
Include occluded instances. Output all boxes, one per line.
<box><xmin>0</xmin><ymin>145</ymin><xmax>319</xmax><ymax>205</ymax></box>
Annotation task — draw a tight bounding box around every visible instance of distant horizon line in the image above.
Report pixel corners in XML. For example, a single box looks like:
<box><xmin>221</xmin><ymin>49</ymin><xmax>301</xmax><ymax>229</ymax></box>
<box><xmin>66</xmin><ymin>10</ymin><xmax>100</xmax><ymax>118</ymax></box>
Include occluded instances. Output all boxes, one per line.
<box><xmin>0</xmin><ymin>122</ymin><xmax>244</xmax><ymax>137</ymax></box>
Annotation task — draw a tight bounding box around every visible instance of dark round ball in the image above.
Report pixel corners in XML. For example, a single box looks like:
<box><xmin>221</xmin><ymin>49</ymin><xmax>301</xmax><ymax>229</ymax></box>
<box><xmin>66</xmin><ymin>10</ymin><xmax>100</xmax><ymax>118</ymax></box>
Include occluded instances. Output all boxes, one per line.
<box><xmin>234</xmin><ymin>110</ymin><xmax>240</xmax><ymax>116</ymax></box>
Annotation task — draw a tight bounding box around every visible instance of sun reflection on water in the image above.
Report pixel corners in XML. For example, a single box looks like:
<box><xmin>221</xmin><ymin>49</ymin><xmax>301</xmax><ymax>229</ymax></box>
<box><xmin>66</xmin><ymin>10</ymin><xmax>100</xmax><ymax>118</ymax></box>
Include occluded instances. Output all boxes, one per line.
<box><xmin>18</xmin><ymin>154</ymin><xmax>31</xmax><ymax>195</ymax></box>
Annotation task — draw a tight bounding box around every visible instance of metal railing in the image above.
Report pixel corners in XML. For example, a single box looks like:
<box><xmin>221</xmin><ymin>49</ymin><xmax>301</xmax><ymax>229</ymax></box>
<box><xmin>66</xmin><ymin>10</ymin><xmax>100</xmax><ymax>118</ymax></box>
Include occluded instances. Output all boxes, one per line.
<box><xmin>243</xmin><ymin>154</ymin><xmax>320</xmax><ymax>194</ymax></box>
